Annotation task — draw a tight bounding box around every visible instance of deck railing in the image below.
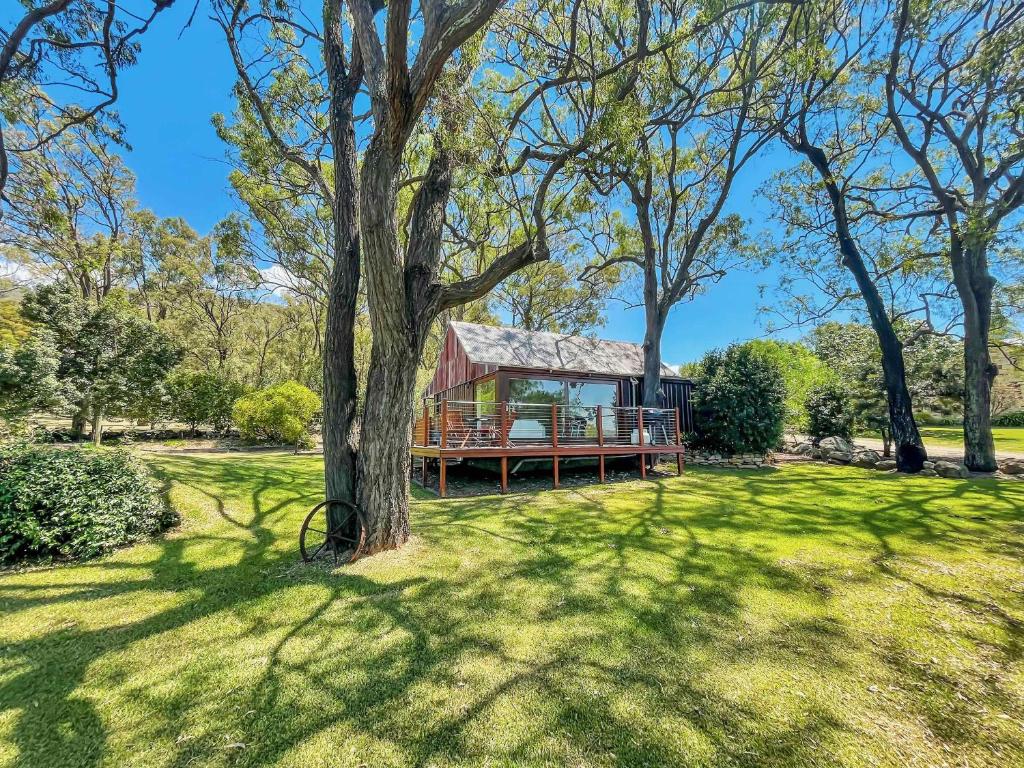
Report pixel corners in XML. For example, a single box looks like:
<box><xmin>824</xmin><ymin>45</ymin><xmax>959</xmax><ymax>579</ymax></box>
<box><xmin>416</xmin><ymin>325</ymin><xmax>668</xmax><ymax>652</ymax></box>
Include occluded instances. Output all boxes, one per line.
<box><xmin>413</xmin><ymin>400</ymin><xmax>682</xmax><ymax>449</ymax></box>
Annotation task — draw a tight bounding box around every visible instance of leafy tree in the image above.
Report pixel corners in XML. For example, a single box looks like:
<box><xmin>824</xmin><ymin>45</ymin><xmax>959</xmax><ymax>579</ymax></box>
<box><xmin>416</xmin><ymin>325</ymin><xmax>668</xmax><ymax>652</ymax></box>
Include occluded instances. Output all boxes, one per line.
<box><xmin>882</xmin><ymin>0</ymin><xmax>1024</xmax><ymax>471</ymax></box>
<box><xmin>20</xmin><ymin>283</ymin><xmax>181</xmax><ymax>444</ymax></box>
<box><xmin>166</xmin><ymin>371</ymin><xmax>246</xmax><ymax>434</ymax></box>
<box><xmin>580</xmin><ymin>3</ymin><xmax>794</xmax><ymax>407</ymax></box>
<box><xmin>757</xmin><ymin>0</ymin><xmax>942</xmax><ymax>472</ymax></box>
<box><xmin>1</xmin><ymin>117</ymin><xmax>138</xmax><ymax>301</ymax></box>
<box><xmin>0</xmin><ymin>1</ymin><xmax>176</xmax><ymax>202</ymax></box>
<box><xmin>0</xmin><ymin>332</ymin><xmax>65</xmax><ymax>431</ymax></box>
<box><xmin>744</xmin><ymin>340</ymin><xmax>834</xmax><ymax>429</ymax></box>
<box><xmin>232</xmin><ymin>381</ymin><xmax>321</xmax><ymax>449</ymax></box>
<box><xmin>690</xmin><ymin>343</ymin><xmax>787</xmax><ymax>455</ymax></box>
<box><xmin>805</xmin><ymin>381</ymin><xmax>855</xmax><ymax>441</ymax></box>
<box><xmin>811</xmin><ymin>321</ymin><xmax>964</xmax><ymax>453</ymax></box>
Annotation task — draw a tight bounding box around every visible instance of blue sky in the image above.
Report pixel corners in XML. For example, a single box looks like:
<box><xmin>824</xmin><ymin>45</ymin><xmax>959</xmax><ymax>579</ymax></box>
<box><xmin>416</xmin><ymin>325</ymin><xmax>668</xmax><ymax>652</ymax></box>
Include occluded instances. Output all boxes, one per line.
<box><xmin>111</xmin><ymin>3</ymin><xmax>804</xmax><ymax>366</ymax></box>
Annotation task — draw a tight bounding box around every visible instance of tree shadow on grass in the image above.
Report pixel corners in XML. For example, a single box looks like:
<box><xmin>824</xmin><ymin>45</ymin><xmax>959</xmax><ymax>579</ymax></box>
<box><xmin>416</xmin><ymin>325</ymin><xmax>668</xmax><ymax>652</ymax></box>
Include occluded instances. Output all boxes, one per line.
<box><xmin>1</xmin><ymin>457</ymin><xmax>1022</xmax><ymax>767</ymax></box>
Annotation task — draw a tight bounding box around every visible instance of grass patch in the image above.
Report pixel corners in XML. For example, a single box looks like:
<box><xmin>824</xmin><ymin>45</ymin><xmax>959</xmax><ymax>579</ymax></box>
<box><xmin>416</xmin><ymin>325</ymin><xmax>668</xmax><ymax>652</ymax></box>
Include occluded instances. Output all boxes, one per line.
<box><xmin>916</xmin><ymin>426</ymin><xmax>1024</xmax><ymax>454</ymax></box>
<box><xmin>1</xmin><ymin>453</ymin><xmax>1023</xmax><ymax>767</ymax></box>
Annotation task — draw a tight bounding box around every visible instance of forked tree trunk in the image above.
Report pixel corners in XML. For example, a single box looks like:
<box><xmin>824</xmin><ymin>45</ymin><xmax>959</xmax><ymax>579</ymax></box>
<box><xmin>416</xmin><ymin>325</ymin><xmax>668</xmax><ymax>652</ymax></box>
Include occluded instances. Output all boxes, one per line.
<box><xmin>954</xmin><ymin>240</ymin><xmax>997</xmax><ymax>472</ymax></box>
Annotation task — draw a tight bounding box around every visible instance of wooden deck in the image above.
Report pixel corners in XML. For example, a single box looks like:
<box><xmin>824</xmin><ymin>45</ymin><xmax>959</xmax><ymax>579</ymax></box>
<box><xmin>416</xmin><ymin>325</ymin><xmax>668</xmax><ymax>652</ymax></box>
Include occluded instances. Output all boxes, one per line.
<box><xmin>412</xmin><ymin>401</ymin><xmax>684</xmax><ymax>496</ymax></box>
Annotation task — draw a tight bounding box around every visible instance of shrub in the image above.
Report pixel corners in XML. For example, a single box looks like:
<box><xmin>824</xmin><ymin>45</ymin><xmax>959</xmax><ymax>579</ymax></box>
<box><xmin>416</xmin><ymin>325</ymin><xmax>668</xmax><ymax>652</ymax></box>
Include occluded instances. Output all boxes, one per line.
<box><xmin>804</xmin><ymin>380</ymin><xmax>855</xmax><ymax>441</ymax></box>
<box><xmin>0</xmin><ymin>445</ymin><xmax>174</xmax><ymax>564</ymax></box>
<box><xmin>232</xmin><ymin>381</ymin><xmax>321</xmax><ymax>447</ymax></box>
<box><xmin>993</xmin><ymin>411</ymin><xmax>1024</xmax><ymax>427</ymax></box>
<box><xmin>166</xmin><ymin>371</ymin><xmax>246</xmax><ymax>433</ymax></box>
<box><xmin>690</xmin><ymin>343</ymin><xmax>787</xmax><ymax>455</ymax></box>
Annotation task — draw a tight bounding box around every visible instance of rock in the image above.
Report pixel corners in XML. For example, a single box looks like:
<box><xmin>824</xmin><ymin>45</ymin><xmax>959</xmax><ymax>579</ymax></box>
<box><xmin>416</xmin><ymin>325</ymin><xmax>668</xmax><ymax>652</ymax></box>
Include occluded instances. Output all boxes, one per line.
<box><xmin>854</xmin><ymin>450</ymin><xmax>882</xmax><ymax>464</ymax></box>
<box><xmin>934</xmin><ymin>460</ymin><xmax>969</xmax><ymax>479</ymax></box>
<box><xmin>922</xmin><ymin>461</ymin><xmax>935</xmax><ymax>470</ymax></box>
<box><xmin>1000</xmin><ymin>461</ymin><xmax>1024</xmax><ymax>475</ymax></box>
<box><xmin>852</xmin><ymin>457</ymin><xmax>878</xmax><ymax>469</ymax></box>
<box><xmin>919</xmin><ymin>468</ymin><xmax>938</xmax><ymax>477</ymax></box>
<box><xmin>818</xmin><ymin>436</ymin><xmax>853</xmax><ymax>453</ymax></box>
<box><xmin>876</xmin><ymin>460</ymin><xmax>897</xmax><ymax>470</ymax></box>
<box><xmin>828</xmin><ymin>450</ymin><xmax>852</xmax><ymax>463</ymax></box>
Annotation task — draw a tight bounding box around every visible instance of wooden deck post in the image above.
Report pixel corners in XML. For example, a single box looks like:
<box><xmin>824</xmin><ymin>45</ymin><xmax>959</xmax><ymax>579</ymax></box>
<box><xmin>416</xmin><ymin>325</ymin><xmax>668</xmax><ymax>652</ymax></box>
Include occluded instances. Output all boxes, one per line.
<box><xmin>551</xmin><ymin>403</ymin><xmax>559</xmax><ymax>489</ymax></box>
<box><xmin>598</xmin><ymin>454</ymin><xmax>605</xmax><ymax>483</ymax></box>
<box><xmin>637</xmin><ymin>406</ymin><xmax>647</xmax><ymax>479</ymax></box>
<box><xmin>597</xmin><ymin>404</ymin><xmax>605</xmax><ymax>482</ymax></box>
<box><xmin>500</xmin><ymin>401</ymin><xmax>508</xmax><ymax>447</ymax></box>
<box><xmin>440</xmin><ymin>400</ymin><xmax>448</xmax><ymax>449</ymax></box>
<box><xmin>675</xmin><ymin>407</ymin><xmax>684</xmax><ymax>476</ymax></box>
<box><xmin>500</xmin><ymin>456</ymin><xmax>508</xmax><ymax>493</ymax></box>
<box><xmin>421</xmin><ymin>456</ymin><xmax>428</xmax><ymax>485</ymax></box>
<box><xmin>422</xmin><ymin>404</ymin><xmax>429</xmax><ymax>445</ymax></box>
<box><xmin>439</xmin><ymin>458</ymin><xmax>447</xmax><ymax>498</ymax></box>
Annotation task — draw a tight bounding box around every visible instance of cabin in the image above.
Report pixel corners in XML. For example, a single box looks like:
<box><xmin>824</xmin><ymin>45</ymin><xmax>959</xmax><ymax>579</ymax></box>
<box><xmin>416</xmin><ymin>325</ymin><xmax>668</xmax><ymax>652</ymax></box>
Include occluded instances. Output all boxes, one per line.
<box><xmin>412</xmin><ymin>322</ymin><xmax>692</xmax><ymax>496</ymax></box>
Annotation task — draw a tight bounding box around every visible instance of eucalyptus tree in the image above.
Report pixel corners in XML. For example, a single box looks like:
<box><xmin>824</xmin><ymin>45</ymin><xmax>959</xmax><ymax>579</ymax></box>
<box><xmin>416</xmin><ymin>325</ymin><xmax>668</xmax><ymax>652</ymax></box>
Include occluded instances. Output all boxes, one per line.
<box><xmin>579</xmin><ymin>1</ymin><xmax>795</xmax><ymax>407</ymax></box>
<box><xmin>0</xmin><ymin>116</ymin><xmax>138</xmax><ymax>302</ymax></box>
<box><xmin>756</xmin><ymin>0</ymin><xmax>947</xmax><ymax>471</ymax></box>
<box><xmin>214</xmin><ymin>0</ymin><xmax>364</xmax><ymax>511</ymax></box>
<box><xmin>0</xmin><ymin>0</ymin><xmax>177</xmax><ymax>206</ymax></box>
<box><xmin>882</xmin><ymin>0</ymin><xmax>1024</xmax><ymax>471</ymax></box>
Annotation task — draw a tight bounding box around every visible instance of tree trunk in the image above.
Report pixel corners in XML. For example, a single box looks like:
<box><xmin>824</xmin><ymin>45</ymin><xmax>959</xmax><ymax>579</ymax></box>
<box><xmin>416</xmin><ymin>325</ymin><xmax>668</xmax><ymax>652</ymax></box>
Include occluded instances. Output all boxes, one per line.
<box><xmin>321</xmin><ymin>6</ymin><xmax>362</xmax><ymax>525</ymax></box>
<box><xmin>90</xmin><ymin>403</ymin><xmax>103</xmax><ymax>447</ymax></box>
<box><xmin>355</xmin><ymin>140</ymin><xmax>414</xmax><ymax>554</ymax></box>
<box><xmin>71</xmin><ymin>402</ymin><xmax>88</xmax><ymax>439</ymax></box>
<box><xmin>798</xmin><ymin>140</ymin><xmax>926</xmax><ymax>472</ymax></box>
<box><xmin>641</xmin><ymin>300</ymin><xmax>665</xmax><ymax>408</ymax></box>
<box><xmin>954</xmin><ymin>240</ymin><xmax>997</xmax><ymax>471</ymax></box>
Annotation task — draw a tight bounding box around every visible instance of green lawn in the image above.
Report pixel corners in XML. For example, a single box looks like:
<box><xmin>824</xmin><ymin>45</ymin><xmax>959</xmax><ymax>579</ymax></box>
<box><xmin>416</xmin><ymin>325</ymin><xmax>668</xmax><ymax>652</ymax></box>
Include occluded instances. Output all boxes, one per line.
<box><xmin>1</xmin><ymin>454</ymin><xmax>1023</xmax><ymax>768</ymax></box>
<box><xmin>917</xmin><ymin>426</ymin><xmax>1024</xmax><ymax>454</ymax></box>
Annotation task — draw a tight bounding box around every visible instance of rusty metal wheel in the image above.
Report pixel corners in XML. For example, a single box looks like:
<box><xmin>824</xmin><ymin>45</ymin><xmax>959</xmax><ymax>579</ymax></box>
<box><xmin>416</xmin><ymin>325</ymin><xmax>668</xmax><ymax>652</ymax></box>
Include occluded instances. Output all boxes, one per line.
<box><xmin>299</xmin><ymin>499</ymin><xmax>366</xmax><ymax>564</ymax></box>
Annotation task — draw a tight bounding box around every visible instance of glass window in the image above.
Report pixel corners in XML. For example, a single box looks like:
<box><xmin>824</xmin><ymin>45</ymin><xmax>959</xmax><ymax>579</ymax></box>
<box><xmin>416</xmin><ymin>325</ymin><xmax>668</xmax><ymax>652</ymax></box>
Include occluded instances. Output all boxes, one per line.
<box><xmin>508</xmin><ymin>377</ymin><xmax>566</xmax><ymax>405</ymax></box>
<box><xmin>474</xmin><ymin>377</ymin><xmax>496</xmax><ymax>419</ymax></box>
<box><xmin>567</xmin><ymin>381</ymin><xmax>617</xmax><ymax>438</ymax></box>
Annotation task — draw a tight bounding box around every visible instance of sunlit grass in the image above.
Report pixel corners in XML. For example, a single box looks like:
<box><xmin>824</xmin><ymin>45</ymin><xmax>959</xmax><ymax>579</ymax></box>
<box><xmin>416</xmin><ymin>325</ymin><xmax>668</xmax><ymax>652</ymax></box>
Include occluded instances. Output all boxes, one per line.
<box><xmin>917</xmin><ymin>426</ymin><xmax>1024</xmax><ymax>454</ymax></box>
<box><xmin>1</xmin><ymin>453</ymin><xmax>1022</xmax><ymax>767</ymax></box>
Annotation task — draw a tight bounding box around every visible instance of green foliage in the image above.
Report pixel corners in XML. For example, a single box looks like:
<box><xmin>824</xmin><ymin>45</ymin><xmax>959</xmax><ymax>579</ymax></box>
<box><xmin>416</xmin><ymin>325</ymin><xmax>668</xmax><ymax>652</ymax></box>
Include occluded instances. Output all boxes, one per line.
<box><xmin>745</xmin><ymin>339</ymin><xmax>834</xmax><ymax>428</ymax></box>
<box><xmin>810</xmin><ymin>322</ymin><xmax>965</xmax><ymax>434</ymax></box>
<box><xmin>19</xmin><ymin>283</ymin><xmax>182</xmax><ymax>432</ymax></box>
<box><xmin>232</xmin><ymin>381</ymin><xmax>321</xmax><ymax>446</ymax></box>
<box><xmin>804</xmin><ymin>380</ymin><xmax>855</xmax><ymax>441</ymax></box>
<box><xmin>690</xmin><ymin>343</ymin><xmax>787</xmax><ymax>455</ymax></box>
<box><xmin>0</xmin><ymin>331</ymin><xmax>66</xmax><ymax>422</ymax></box>
<box><xmin>0</xmin><ymin>444</ymin><xmax>173</xmax><ymax>563</ymax></box>
<box><xmin>166</xmin><ymin>371</ymin><xmax>246</xmax><ymax>433</ymax></box>
<box><xmin>993</xmin><ymin>411</ymin><xmax>1024</xmax><ymax>427</ymax></box>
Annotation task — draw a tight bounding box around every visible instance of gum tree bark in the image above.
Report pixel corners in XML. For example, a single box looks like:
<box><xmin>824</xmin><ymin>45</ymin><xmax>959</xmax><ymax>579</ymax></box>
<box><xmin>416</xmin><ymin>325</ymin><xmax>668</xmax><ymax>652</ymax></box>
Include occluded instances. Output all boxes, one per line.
<box><xmin>321</xmin><ymin>3</ymin><xmax>363</xmax><ymax>512</ymax></box>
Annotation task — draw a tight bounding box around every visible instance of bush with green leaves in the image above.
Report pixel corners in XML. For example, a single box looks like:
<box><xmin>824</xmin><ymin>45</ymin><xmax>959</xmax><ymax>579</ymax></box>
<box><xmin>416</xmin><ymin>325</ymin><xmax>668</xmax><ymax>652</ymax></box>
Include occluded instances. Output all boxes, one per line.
<box><xmin>166</xmin><ymin>371</ymin><xmax>246</xmax><ymax>433</ymax></box>
<box><xmin>690</xmin><ymin>343</ymin><xmax>787</xmax><ymax>455</ymax></box>
<box><xmin>0</xmin><ymin>445</ymin><xmax>174</xmax><ymax>564</ymax></box>
<box><xmin>232</xmin><ymin>381</ymin><xmax>321</xmax><ymax>447</ymax></box>
<box><xmin>993</xmin><ymin>411</ymin><xmax>1024</xmax><ymax>427</ymax></box>
<box><xmin>804</xmin><ymin>380</ymin><xmax>855</xmax><ymax>441</ymax></box>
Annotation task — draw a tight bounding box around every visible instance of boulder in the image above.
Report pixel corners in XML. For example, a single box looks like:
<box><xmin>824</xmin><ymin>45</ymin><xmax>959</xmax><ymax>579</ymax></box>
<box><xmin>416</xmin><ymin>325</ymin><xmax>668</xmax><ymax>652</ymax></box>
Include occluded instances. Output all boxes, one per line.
<box><xmin>922</xmin><ymin>461</ymin><xmax>935</xmax><ymax>470</ymax></box>
<box><xmin>818</xmin><ymin>436</ymin><xmax>853</xmax><ymax>453</ymax></box>
<box><xmin>852</xmin><ymin>456</ymin><xmax>879</xmax><ymax>469</ymax></box>
<box><xmin>1000</xmin><ymin>461</ymin><xmax>1024</xmax><ymax>476</ymax></box>
<box><xmin>854</xmin><ymin>449</ymin><xmax>882</xmax><ymax>464</ymax></box>
<box><xmin>934</xmin><ymin>460</ymin><xmax>969</xmax><ymax>479</ymax></box>
<box><xmin>876</xmin><ymin>460</ymin><xmax>897</xmax><ymax>470</ymax></box>
<box><xmin>919</xmin><ymin>468</ymin><xmax>938</xmax><ymax>477</ymax></box>
<box><xmin>828</xmin><ymin>450</ymin><xmax>852</xmax><ymax>463</ymax></box>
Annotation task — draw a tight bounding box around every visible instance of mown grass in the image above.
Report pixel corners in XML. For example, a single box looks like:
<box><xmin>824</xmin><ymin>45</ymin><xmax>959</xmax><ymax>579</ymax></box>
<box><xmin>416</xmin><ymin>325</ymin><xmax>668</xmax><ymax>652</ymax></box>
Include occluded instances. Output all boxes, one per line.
<box><xmin>917</xmin><ymin>426</ymin><xmax>1024</xmax><ymax>454</ymax></box>
<box><xmin>1</xmin><ymin>453</ymin><xmax>1023</xmax><ymax>768</ymax></box>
